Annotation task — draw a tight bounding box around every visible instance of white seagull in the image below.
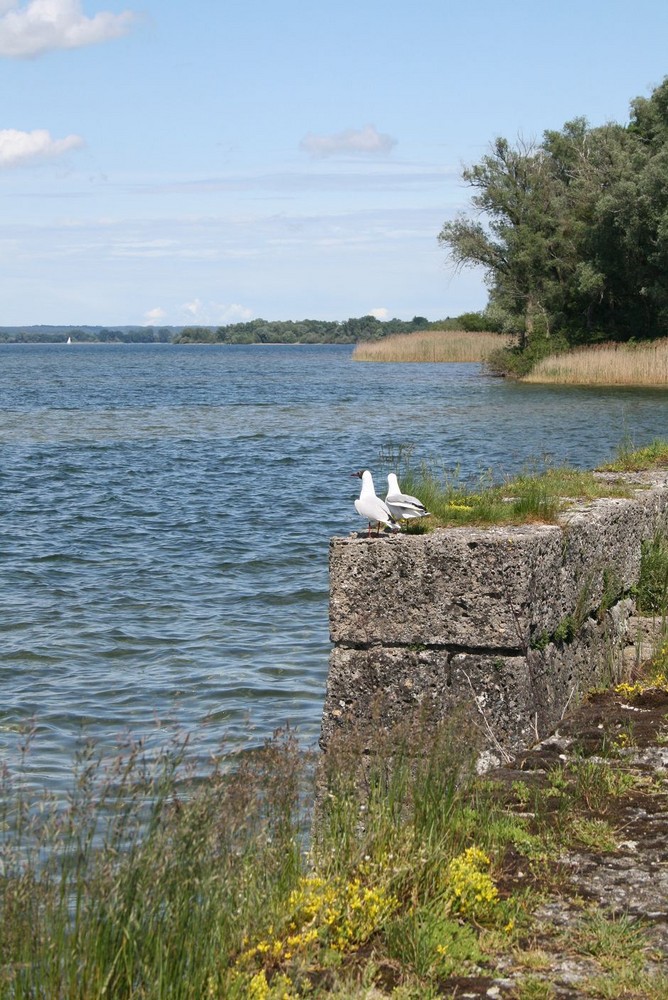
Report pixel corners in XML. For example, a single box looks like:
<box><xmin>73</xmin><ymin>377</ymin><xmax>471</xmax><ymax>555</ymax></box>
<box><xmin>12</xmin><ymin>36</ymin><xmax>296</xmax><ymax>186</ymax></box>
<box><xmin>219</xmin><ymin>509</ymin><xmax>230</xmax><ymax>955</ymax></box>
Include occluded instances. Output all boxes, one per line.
<box><xmin>385</xmin><ymin>472</ymin><xmax>430</xmax><ymax>522</ymax></box>
<box><xmin>352</xmin><ymin>470</ymin><xmax>399</xmax><ymax>536</ymax></box>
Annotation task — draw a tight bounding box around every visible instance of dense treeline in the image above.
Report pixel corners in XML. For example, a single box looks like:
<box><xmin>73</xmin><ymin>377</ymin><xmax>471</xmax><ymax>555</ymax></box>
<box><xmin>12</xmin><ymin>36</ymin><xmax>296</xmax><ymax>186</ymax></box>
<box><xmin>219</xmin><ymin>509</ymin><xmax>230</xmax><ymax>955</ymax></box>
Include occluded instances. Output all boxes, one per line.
<box><xmin>439</xmin><ymin>76</ymin><xmax>668</xmax><ymax>356</ymax></box>
<box><xmin>0</xmin><ymin>315</ymin><xmax>474</xmax><ymax>345</ymax></box>
<box><xmin>0</xmin><ymin>326</ymin><xmax>175</xmax><ymax>343</ymax></box>
<box><xmin>175</xmin><ymin>314</ymin><xmax>431</xmax><ymax>344</ymax></box>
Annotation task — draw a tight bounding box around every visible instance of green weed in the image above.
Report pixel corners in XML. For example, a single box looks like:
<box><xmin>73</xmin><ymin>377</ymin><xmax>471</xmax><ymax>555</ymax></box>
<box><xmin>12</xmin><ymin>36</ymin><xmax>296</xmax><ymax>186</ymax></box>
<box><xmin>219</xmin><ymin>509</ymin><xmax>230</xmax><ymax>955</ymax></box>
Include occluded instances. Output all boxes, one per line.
<box><xmin>566</xmin><ymin>910</ymin><xmax>648</xmax><ymax>969</ymax></box>
<box><xmin>568</xmin><ymin>817</ymin><xmax>618</xmax><ymax>853</ymax></box>
<box><xmin>512</xmin><ymin>976</ymin><xmax>557</xmax><ymax>1000</ymax></box>
<box><xmin>634</xmin><ymin>532</ymin><xmax>668</xmax><ymax>614</ymax></box>
<box><xmin>570</xmin><ymin>759</ymin><xmax>637</xmax><ymax>812</ymax></box>
<box><xmin>385</xmin><ymin>907</ymin><xmax>481</xmax><ymax>979</ymax></box>
<box><xmin>391</xmin><ymin>461</ymin><xmax>631</xmax><ymax>531</ymax></box>
<box><xmin>600</xmin><ymin>437</ymin><xmax>668</xmax><ymax>472</ymax></box>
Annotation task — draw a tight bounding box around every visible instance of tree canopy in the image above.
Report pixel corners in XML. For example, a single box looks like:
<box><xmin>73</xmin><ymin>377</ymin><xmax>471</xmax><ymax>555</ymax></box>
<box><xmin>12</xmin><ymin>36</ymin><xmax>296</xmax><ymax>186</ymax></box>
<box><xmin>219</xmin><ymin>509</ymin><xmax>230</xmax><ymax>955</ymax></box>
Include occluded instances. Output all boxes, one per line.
<box><xmin>175</xmin><ymin>315</ymin><xmax>432</xmax><ymax>345</ymax></box>
<box><xmin>0</xmin><ymin>317</ymin><xmax>438</xmax><ymax>345</ymax></box>
<box><xmin>439</xmin><ymin>77</ymin><xmax>668</xmax><ymax>347</ymax></box>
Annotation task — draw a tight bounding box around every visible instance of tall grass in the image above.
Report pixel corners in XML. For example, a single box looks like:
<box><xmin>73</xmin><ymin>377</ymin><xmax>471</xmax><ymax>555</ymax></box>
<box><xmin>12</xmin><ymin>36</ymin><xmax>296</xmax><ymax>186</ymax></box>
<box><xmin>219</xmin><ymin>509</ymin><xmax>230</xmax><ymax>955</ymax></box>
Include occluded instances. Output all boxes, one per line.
<box><xmin>634</xmin><ymin>532</ymin><xmax>668</xmax><ymax>615</ymax></box>
<box><xmin>0</xmin><ymin>731</ymin><xmax>306</xmax><ymax>999</ymax></box>
<box><xmin>523</xmin><ymin>338</ymin><xmax>668</xmax><ymax>385</ymax></box>
<box><xmin>0</xmin><ymin>713</ymin><xmax>523</xmax><ymax>999</ymax></box>
<box><xmin>1</xmin><ymin>696</ymin><xmax>665</xmax><ymax>997</ymax></box>
<box><xmin>352</xmin><ymin>330</ymin><xmax>510</xmax><ymax>363</ymax></box>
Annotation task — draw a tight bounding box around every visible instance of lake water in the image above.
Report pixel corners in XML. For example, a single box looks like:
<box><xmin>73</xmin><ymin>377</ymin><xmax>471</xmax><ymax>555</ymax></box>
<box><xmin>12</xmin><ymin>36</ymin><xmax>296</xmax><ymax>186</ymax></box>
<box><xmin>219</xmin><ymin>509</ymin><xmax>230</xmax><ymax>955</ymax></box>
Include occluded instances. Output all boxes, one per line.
<box><xmin>2</xmin><ymin>342</ymin><xmax>668</xmax><ymax>788</ymax></box>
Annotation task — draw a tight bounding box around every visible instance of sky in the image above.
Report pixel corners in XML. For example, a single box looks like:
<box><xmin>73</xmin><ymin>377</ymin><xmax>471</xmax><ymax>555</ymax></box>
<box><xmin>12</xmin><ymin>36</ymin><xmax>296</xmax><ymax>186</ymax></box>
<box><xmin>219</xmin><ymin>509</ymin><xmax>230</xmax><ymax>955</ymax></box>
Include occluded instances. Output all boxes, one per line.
<box><xmin>1</xmin><ymin>0</ymin><xmax>668</xmax><ymax>327</ymax></box>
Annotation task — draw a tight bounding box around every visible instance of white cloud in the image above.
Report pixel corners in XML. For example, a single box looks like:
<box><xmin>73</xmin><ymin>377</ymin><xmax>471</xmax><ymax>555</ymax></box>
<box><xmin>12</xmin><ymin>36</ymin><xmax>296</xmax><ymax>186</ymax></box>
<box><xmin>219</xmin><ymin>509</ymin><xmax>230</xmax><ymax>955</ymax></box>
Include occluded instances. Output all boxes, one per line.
<box><xmin>134</xmin><ymin>164</ymin><xmax>456</xmax><ymax>198</ymax></box>
<box><xmin>144</xmin><ymin>306</ymin><xmax>166</xmax><ymax>325</ymax></box>
<box><xmin>300</xmin><ymin>124</ymin><xmax>397</xmax><ymax>158</ymax></box>
<box><xmin>180</xmin><ymin>299</ymin><xmax>254</xmax><ymax>325</ymax></box>
<box><xmin>223</xmin><ymin>303</ymin><xmax>254</xmax><ymax>322</ymax></box>
<box><xmin>110</xmin><ymin>238</ymin><xmax>183</xmax><ymax>258</ymax></box>
<box><xmin>184</xmin><ymin>297</ymin><xmax>202</xmax><ymax>318</ymax></box>
<box><xmin>0</xmin><ymin>0</ymin><xmax>136</xmax><ymax>58</ymax></box>
<box><xmin>370</xmin><ymin>307</ymin><xmax>390</xmax><ymax>320</ymax></box>
<box><xmin>0</xmin><ymin>127</ymin><xmax>84</xmax><ymax>167</ymax></box>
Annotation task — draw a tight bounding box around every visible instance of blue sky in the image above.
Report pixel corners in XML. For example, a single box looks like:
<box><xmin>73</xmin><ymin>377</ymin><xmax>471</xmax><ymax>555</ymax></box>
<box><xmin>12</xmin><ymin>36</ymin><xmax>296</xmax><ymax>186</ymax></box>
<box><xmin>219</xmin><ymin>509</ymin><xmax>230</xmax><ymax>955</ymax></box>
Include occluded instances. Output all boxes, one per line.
<box><xmin>2</xmin><ymin>0</ymin><xmax>668</xmax><ymax>327</ymax></box>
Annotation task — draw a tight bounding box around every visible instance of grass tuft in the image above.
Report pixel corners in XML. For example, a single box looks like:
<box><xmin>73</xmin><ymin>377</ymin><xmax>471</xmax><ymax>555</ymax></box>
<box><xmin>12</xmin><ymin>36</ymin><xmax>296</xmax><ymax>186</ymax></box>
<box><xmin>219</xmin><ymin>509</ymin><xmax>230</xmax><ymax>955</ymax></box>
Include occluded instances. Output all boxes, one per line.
<box><xmin>600</xmin><ymin>437</ymin><xmax>668</xmax><ymax>472</ymax></box>
<box><xmin>392</xmin><ymin>461</ymin><xmax>632</xmax><ymax>531</ymax></box>
<box><xmin>633</xmin><ymin>532</ymin><xmax>668</xmax><ymax>615</ymax></box>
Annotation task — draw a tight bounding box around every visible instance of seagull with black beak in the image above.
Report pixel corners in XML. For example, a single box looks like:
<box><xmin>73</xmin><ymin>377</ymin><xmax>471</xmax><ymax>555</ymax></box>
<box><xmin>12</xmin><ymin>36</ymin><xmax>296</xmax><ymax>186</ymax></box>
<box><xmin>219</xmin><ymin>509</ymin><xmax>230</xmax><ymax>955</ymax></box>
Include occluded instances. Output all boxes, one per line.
<box><xmin>384</xmin><ymin>472</ymin><xmax>430</xmax><ymax>523</ymax></box>
<box><xmin>352</xmin><ymin>470</ymin><xmax>399</xmax><ymax>536</ymax></box>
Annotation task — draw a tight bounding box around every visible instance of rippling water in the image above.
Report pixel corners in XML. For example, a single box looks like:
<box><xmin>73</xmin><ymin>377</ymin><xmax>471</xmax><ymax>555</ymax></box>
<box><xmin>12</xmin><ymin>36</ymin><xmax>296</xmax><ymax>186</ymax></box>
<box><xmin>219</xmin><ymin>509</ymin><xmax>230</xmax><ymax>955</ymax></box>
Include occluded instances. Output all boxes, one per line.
<box><xmin>2</xmin><ymin>342</ymin><xmax>668</xmax><ymax>787</ymax></box>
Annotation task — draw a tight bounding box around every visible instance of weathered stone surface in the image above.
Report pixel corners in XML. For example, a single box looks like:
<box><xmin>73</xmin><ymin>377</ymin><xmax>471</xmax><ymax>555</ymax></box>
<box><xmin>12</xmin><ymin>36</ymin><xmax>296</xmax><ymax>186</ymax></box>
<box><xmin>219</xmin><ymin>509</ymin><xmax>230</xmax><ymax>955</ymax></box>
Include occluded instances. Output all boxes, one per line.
<box><xmin>322</xmin><ymin>686</ymin><xmax>668</xmax><ymax>998</ymax></box>
<box><xmin>329</xmin><ymin>476</ymin><xmax>668</xmax><ymax>651</ymax></box>
<box><xmin>324</xmin><ymin>473</ymin><xmax>668</xmax><ymax>756</ymax></box>
<box><xmin>321</xmin><ymin>603</ymin><xmax>633</xmax><ymax>755</ymax></box>
<box><xmin>329</xmin><ymin>524</ymin><xmax>563</xmax><ymax>649</ymax></box>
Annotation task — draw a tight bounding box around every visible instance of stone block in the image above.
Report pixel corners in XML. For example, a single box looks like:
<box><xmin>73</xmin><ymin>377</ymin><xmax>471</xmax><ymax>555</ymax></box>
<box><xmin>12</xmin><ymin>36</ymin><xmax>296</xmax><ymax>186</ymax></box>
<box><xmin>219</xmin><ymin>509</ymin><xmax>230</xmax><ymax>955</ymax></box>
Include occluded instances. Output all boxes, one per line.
<box><xmin>330</xmin><ymin>479</ymin><xmax>668</xmax><ymax>652</ymax></box>
<box><xmin>323</xmin><ymin>471</ymin><xmax>668</xmax><ymax>758</ymax></box>
<box><xmin>321</xmin><ymin>601</ymin><xmax>634</xmax><ymax>756</ymax></box>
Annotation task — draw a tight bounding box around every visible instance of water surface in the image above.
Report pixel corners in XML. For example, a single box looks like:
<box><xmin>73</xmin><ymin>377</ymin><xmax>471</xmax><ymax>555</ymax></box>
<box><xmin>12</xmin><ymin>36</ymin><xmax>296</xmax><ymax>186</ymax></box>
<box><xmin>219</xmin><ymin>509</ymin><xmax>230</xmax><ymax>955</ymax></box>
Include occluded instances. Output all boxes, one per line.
<box><xmin>2</xmin><ymin>343</ymin><xmax>667</xmax><ymax>786</ymax></box>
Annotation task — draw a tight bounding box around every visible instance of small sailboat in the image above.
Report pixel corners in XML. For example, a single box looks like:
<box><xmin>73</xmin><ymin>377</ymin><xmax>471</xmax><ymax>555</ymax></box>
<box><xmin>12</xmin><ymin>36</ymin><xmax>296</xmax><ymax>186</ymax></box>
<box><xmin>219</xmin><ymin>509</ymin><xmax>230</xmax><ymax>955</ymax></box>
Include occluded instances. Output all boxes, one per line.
<box><xmin>66</xmin><ymin>336</ymin><xmax>72</xmax><ymax>344</ymax></box>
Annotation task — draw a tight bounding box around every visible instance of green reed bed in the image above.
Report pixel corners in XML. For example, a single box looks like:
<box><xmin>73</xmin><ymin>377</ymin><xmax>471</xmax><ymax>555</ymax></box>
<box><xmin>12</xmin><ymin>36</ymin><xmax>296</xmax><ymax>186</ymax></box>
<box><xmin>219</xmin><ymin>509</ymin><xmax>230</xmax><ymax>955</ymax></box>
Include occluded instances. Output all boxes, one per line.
<box><xmin>0</xmin><ymin>732</ymin><xmax>306</xmax><ymax>1000</ymax></box>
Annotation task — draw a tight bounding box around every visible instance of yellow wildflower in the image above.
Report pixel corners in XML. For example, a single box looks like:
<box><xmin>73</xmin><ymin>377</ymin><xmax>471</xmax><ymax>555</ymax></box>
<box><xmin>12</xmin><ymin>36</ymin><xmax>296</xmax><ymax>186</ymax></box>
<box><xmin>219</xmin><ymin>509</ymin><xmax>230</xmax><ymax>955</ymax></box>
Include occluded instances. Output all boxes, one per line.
<box><xmin>248</xmin><ymin>970</ymin><xmax>270</xmax><ymax>1000</ymax></box>
<box><xmin>446</xmin><ymin>846</ymin><xmax>499</xmax><ymax>921</ymax></box>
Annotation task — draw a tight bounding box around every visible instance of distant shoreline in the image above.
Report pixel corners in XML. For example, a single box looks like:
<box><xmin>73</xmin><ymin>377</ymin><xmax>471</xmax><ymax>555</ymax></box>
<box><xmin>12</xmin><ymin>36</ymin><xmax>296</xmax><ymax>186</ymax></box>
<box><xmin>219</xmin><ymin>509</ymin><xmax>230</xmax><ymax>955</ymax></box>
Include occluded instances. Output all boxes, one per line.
<box><xmin>0</xmin><ymin>339</ymin><xmax>353</xmax><ymax>347</ymax></box>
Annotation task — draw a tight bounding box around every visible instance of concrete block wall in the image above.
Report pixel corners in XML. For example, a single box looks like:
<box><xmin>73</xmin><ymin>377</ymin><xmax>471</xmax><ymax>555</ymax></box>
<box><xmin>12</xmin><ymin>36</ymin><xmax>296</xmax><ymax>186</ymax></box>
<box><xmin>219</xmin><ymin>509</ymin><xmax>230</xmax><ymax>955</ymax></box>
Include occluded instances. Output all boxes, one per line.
<box><xmin>321</xmin><ymin>472</ymin><xmax>668</xmax><ymax>759</ymax></box>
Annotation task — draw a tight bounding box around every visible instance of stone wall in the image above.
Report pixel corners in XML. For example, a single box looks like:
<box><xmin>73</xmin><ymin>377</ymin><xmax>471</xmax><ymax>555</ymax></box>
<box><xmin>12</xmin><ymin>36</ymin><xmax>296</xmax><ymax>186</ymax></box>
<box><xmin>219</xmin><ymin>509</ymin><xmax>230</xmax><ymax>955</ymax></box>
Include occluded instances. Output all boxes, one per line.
<box><xmin>321</xmin><ymin>472</ymin><xmax>668</xmax><ymax>761</ymax></box>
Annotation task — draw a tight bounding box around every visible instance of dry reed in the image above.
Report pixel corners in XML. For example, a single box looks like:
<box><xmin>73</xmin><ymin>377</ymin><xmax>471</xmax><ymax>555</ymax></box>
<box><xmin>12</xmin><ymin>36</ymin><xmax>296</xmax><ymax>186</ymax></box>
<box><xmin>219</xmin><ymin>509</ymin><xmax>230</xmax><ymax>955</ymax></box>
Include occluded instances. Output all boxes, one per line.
<box><xmin>524</xmin><ymin>338</ymin><xmax>668</xmax><ymax>386</ymax></box>
<box><xmin>352</xmin><ymin>329</ymin><xmax>510</xmax><ymax>363</ymax></box>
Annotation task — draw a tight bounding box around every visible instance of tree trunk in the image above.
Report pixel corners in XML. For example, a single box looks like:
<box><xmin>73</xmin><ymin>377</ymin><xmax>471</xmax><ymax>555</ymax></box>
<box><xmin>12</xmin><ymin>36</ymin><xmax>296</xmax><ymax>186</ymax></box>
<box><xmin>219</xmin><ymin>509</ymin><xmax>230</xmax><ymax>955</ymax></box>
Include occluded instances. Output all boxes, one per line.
<box><xmin>521</xmin><ymin>295</ymin><xmax>535</xmax><ymax>350</ymax></box>
<box><xmin>540</xmin><ymin>302</ymin><xmax>551</xmax><ymax>338</ymax></box>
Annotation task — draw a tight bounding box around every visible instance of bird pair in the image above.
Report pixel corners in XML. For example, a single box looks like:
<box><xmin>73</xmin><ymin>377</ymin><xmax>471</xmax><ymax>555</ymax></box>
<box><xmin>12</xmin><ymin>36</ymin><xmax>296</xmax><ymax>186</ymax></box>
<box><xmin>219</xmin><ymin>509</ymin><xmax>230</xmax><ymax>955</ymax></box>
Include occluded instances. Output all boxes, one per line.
<box><xmin>353</xmin><ymin>470</ymin><xmax>429</xmax><ymax>536</ymax></box>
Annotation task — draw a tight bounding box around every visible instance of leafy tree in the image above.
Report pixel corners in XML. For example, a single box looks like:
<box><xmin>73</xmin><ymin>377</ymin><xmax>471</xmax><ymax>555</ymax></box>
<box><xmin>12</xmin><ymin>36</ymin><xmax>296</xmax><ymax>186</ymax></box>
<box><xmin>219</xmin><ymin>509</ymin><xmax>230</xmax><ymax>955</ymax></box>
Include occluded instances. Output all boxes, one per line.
<box><xmin>438</xmin><ymin>137</ymin><xmax>566</xmax><ymax>347</ymax></box>
<box><xmin>439</xmin><ymin>76</ymin><xmax>668</xmax><ymax>349</ymax></box>
<box><xmin>179</xmin><ymin>326</ymin><xmax>217</xmax><ymax>344</ymax></box>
